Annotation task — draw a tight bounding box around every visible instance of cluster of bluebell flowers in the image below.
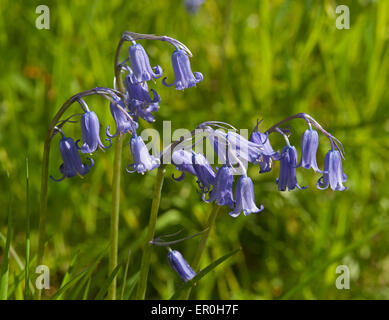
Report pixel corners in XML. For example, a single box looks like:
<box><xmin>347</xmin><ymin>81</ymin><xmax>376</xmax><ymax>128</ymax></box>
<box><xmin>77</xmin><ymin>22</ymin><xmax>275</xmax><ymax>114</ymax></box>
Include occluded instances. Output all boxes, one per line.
<box><xmin>50</xmin><ymin>32</ymin><xmax>203</xmax><ymax>182</ymax></box>
<box><xmin>167</xmin><ymin>115</ymin><xmax>347</xmax><ymax>218</ymax></box>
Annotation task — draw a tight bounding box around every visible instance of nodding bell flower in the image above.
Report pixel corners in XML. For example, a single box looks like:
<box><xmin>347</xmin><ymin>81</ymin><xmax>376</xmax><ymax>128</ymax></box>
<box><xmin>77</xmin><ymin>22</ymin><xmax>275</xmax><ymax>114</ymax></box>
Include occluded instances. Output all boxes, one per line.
<box><xmin>167</xmin><ymin>249</ymin><xmax>196</xmax><ymax>283</ymax></box>
<box><xmin>298</xmin><ymin>127</ymin><xmax>320</xmax><ymax>172</ymax></box>
<box><xmin>317</xmin><ymin>149</ymin><xmax>347</xmax><ymax>191</ymax></box>
<box><xmin>205</xmin><ymin>165</ymin><xmax>235</xmax><ymax>208</ymax></box>
<box><xmin>125</xmin><ymin>75</ymin><xmax>160</xmax><ymax>123</ymax></box>
<box><xmin>128</xmin><ymin>43</ymin><xmax>162</xmax><ymax>83</ymax></box>
<box><xmin>78</xmin><ymin>111</ymin><xmax>111</xmax><ymax>154</ymax></box>
<box><xmin>171</xmin><ymin>149</ymin><xmax>196</xmax><ymax>181</ymax></box>
<box><xmin>277</xmin><ymin>145</ymin><xmax>306</xmax><ymax>191</ymax></box>
<box><xmin>127</xmin><ymin>134</ymin><xmax>160</xmax><ymax>174</ymax></box>
<box><xmin>192</xmin><ymin>152</ymin><xmax>216</xmax><ymax>193</ymax></box>
<box><xmin>162</xmin><ymin>49</ymin><xmax>203</xmax><ymax>90</ymax></box>
<box><xmin>229</xmin><ymin>175</ymin><xmax>263</xmax><ymax>218</ymax></box>
<box><xmin>209</xmin><ymin>129</ymin><xmax>263</xmax><ymax>165</ymax></box>
<box><xmin>249</xmin><ymin>122</ymin><xmax>279</xmax><ymax>173</ymax></box>
<box><xmin>106</xmin><ymin>97</ymin><xmax>138</xmax><ymax>138</ymax></box>
<box><xmin>50</xmin><ymin>132</ymin><xmax>94</xmax><ymax>182</ymax></box>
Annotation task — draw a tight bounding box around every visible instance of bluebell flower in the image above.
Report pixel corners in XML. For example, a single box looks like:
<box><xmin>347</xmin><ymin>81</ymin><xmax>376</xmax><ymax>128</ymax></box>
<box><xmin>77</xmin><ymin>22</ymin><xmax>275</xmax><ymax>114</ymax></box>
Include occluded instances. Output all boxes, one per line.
<box><xmin>127</xmin><ymin>134</ymin><xmax>160</xmax><ymax>174</ymax></box>
<box><xmin>249</xmin><ymin>122</ymin><xmax>279</xmax><ymax>173</ymax></box>
<box><xmin>162</xmin><ymin>49</ymin><xmax>203</xmax><ymax>90</ymax></box>
<box><xmin>167</xmin><ymin>249</ymin><xmax>196</xmax><ymax>283</ymax></box>
<box><xmin>229</xmin><ymin>175</ymin><xmax>263</xmax><ymax>218</ymax></box>
<box><xmin>192</xmin><ymin>152</ymin><xmax>216</xmax><ymax>193</ymax></box>
<box><xmin>128</xmin><ymin>43</ymin><xmax>162</xmax><ymax>83</ymax></box>
<box><xmin>50</xmin><ymin>134</ymin><xmax>94</xmax><ymax>182</ymax></box>
<box><xmin>317</xmin><ymin>149</ymin><xmax>347</xmax><ymax>191</ymax></box>
<box><xmin>277</xmin><ymin>145</ymin><xmax>306</xmax><ymax>191</ymax></box>
<box><xmin>106</xmin><ymin>97</ymin><xmax>138</xmax><ymax>138</ymax></box>
<box><xmin>298</xmin><ymin>128</ymin><xmax>320</xmax><ymax>172</ymax></box>
<box><xmin>171</xmin><ymin>149</ymin><xmax>196</xmax><ymax>181</ymax></box>
<box><xmin>125</xmin><ymin>75</ymin><xmax>160</xmax><ymax>123</ymax></box>
<box><xmin>205</xmin><ymin>165</ymin><xmax>235</xmax><ymax>208</ymax></box>
<box><xmin>184</xmin><ymin>0</ymin><xmax>205</xmax><ymax>14</ymax></box>
<box><xmin>209</xmin><ymin>129</ymin><xmax>263</xmax><ymax>165</ymax></box>
<box><xmin>77</xmin><ymin>111</ymin><xmax>111</xmax><ymax>154</ymax></box>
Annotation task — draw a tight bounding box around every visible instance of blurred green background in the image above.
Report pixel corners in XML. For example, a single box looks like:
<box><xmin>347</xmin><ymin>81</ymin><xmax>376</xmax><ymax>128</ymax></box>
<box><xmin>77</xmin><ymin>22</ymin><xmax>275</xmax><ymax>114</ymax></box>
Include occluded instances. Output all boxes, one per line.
<box><xmin>1</xmin><ymin>0</ymin><xmax>389</xmax><ymax>299</ymax></box>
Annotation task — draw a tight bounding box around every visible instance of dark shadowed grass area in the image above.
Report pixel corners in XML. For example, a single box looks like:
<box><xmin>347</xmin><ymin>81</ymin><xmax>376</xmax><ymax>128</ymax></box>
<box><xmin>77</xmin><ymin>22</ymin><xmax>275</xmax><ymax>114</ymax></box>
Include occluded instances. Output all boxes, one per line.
<box><xmin>0</xmin><ymin>0</ymin><xmax>389</xmax><ymax>299</ymax></box>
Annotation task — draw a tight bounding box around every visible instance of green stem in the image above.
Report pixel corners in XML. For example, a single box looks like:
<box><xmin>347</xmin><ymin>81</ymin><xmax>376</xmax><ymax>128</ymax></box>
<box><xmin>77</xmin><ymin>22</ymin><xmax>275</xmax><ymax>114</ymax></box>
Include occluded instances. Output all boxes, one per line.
<box><xmin>136</xmin><ymin>165</ymin><xmax>166</xmax><ymax>300</ymax></box>
<box><xmin>107</xmin><ymin>34</ymin><xmax>127</xmax><ymax>300</ymax></box>
<box><xmin>25</xmin><ymin>157</ymin><xmax>31</xmax><ymax>300</ymax></box>
<box><xmin>107</xmin><ymin>133</ymin><xmax>124</xmax><ymax>300</ymax></box>
<box><xmin>183</xmin><ymin>202</ymin><xmax>221</xmax><ymax>299</ymax></box>
<box><xmin>36</xmin><ymin>88</ymin><xmax>116</xmax><ymax>300</ymax></box>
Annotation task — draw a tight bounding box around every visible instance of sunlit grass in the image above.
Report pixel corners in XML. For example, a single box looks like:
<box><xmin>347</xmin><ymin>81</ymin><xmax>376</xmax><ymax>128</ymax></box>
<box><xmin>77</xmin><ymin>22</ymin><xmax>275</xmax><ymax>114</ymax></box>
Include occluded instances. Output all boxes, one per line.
<box><xmin>0</xmin><ymin>0</ymin><xmax>389</xmax><ymax>299</ymax></box>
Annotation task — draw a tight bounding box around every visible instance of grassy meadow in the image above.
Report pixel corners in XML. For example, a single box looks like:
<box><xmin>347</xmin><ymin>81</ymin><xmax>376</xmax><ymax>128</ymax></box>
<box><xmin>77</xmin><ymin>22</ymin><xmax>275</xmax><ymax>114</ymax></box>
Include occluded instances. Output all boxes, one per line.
<box><xmin>1</xmin><ymin>0</ymin><xmax>389</xmax><ymax>299</ymax></box>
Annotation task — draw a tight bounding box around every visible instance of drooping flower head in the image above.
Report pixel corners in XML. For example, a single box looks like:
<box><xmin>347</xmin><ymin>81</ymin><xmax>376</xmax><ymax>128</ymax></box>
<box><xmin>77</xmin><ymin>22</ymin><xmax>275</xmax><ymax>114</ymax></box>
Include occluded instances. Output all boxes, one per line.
<box><xmin>167</xmin><ymin>249</ymin><xmax>196</xmax><ymax>283</ymax></box>
<box><xmin>50</xmin><ymin>131</ymin><xmax>94</xmax><ymax>182</ymax></box>
<box><xmin>127</xmin><ymin>134</ymin><xmax>160</xmax><ymax>174</ymax></box>
<box><xmin>229</xmin><ymin>175</ymin><xmax>263</xmax><ymax>218</ymax></box>
<box><xmin>171</xmin><ymin>149</ymin><xmax>196</xmax><ymax>181</ymax></box>
<box><xmin>78</xmin><ymin>110</ymin><xmax>111</xmax><ymax>154</ymax></box>
<box><xmin>106</xmin><ymin>96</ymin><xmax>138</xmax><ymax>138</ymax></box>
<box><xmin>128</xmin><ymin>43</ymin><xmax>163</xmax><ymax>83</ymax></box>
<box><xmin>249</xmin><ymin>121</ymin><xmax>279</xmax><ymax>173</ymax></box>
<box><xmin>277</xmin><ymin>145</ymin><xmax>306</xmax><ymax>191</ymax></box>
<box><xmin>298</xmin><ymin>126</ymin><xmax>320</xmax><ymax>172</ymax></box>
<box><xmin>125</xmin><ymin>75</ymin><xmax>160</xmax><ymax>123</ymax></box>
<box><xmin>192</xmin><ymin>152</ymin><xmax>216</xmax><ymax>193</ymax></box>
<box><xmin>162</xmin><ymin>49</ymin><xmax>203</xmax><ymax>90</ymax></box>
<box><xmin>208</xmin><ymin>129</ymin><xmax>264</xmax><ymax>165</ymax></box>
<box><xmin>317</xmin><ymin>149</ymin><xmax>347</xmax><ymax>191</ymax></box>
<box><xmin>205</xmin><ymin>165</ymin><xmax>235</xmax><ymax>208</ymax></box>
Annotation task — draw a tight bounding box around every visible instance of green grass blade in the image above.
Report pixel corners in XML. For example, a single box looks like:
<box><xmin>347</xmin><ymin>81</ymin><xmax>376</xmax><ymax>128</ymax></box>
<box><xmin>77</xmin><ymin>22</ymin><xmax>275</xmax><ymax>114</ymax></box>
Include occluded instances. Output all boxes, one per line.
<box><xmin>95</xmin><ymin>263</ymin><xmax>123</xmax><ymax>300</ymax></box>
<box><xmin>82</xmin><ymin>277</ymin><xmax>92</xmax><ymax>300</ymax></box>
<box><xmin>51</xmin><ymin>269</ymin><xmax>89</xmax><ymax>300</ymax></box>
<box><xmin>281</xmin><ymin>223</ymin><xmax>388</xmax><ymax>299</ymax></box>
<box><xmin>123</xmin><ymin>272</ymin><xmax>140</xmax><ymax>300</ymax></box>
<box><xmin>56</xmin><ymin>251</ymin><xmax>80</xmax><ymax>300</ymax></box>
<box><xmin>0</xmin><ymin>191</ymin><xmax>12</xmax><ymax>300</ymax></box>
<box><xmin>52</xmin><ymin>246</ymin><xmax>108</xmax><ymax>300</ymax></box>
<box><xmin>169</xmin><ymin>248</ymin><xmax>241</xmax><ymax>300</ymax></box>
<box><xmin>25</xmin><ymin>157</ymin><xmax>31</xmax><ymax>299</ymax></box>
<box><xmin>120</xmin><ymin>250</ymin><xmax>131</xmax><ymax>300</ymax></box>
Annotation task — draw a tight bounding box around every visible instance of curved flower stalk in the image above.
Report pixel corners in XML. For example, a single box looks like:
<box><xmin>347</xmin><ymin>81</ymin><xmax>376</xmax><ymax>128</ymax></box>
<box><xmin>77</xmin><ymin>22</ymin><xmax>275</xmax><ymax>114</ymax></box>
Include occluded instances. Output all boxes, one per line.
<box><xmin>162</xmin><ymin>49</ymin><xmax>203</xmax><ymax>90</ymax></box>
<box><xmin>37</xmin><ymin>87</ymin><xmax>132</xmax><ymax>300</ymax></box>
<box><xmin>127</xmin><ymin>134</ymin><xmax>160</xmax><ymax>174</ymax></box>
<box><xmin>317</xmin><ymin>149</ymin><xmax>347</xmax><ymax>191</ymax></box>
